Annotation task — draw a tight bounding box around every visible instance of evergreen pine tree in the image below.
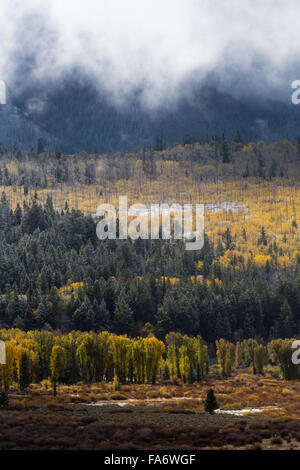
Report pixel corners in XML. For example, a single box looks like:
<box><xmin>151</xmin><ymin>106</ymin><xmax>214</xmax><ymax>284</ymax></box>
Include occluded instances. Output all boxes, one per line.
<box><xmin>221</xmin><ymin>134</ymin><xmax>230</xmax><ymax>163</ymax></box>
<box><xmin>204</xmin><ymin>389</ymin><xmax>219</xmax><ymax>414</ymax></box>
<box><xmin>36</xmin><ymin>297</ymin><xmax>52</xmax><ymax>329</ymax></box>
<box><xmin>232</xmin><ymin>131</ymin><xmax>243</xmax><ymax>151</ymax></box>
<box><xmin>278</xmin><ymin>299</ymin><xmax>294</xmax><ymax>338</ymax></box>
<box><xmin>258</xmin><ymin>226</ymin><xmax>268</xmax><ymax>246</ymax></box>
<box><xmin>113</xmin><ymin>292</ymin><xmax>134</xmax><ymax>335</ymax></box>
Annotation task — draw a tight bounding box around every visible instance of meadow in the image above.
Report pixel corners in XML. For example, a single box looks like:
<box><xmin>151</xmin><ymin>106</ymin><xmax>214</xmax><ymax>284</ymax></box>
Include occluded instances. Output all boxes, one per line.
<box><xmin>0</xmin><ymin>368</ymin><xmax>299</xmax><ymax>450</ymax></box>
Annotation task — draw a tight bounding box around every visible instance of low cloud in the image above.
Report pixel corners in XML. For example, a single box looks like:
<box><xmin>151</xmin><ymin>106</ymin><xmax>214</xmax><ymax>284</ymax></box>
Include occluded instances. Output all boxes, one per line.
<box><xmin>0</xmin><ymin>0</ymin><xmax>299</xmax><ymax>107</ymax></box>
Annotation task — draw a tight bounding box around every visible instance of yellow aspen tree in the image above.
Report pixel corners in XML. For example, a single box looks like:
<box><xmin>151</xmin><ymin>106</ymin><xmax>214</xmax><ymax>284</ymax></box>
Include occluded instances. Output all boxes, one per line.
<box><xmin>144</xmin><ymin>337</ymin><xmax>165</xmax><ymax>384</ymax></box>
<box><xmin>50</xmin><ymin>345</ymin><xmax>66</xmax><ymax>396</ymax></box>
<box><xmin>166</xmin><ymin>332</ymin><xmax>183</xmax><ymax>381</ymax></box>
<box><xmin>98</xmin><ymin>331</ymin><xmax>113</xmax><ymax>381</ymax></box>
<box><xmin>111</xmin><ymin>335</ymin><xmax>131</xmax><ymax>383</ymax></box>
<box><xmin>216</xmin><ymin>338</ymin><xmax>235</xmax><ymax>377</ymax></box>
<box><xmin>253</xmin><ymin>344</ymin><xmax>265</xmax><ymax>375</ymax></box>
<box><xmin>179</xmin><ymin>345</ymin><xmax>190</xmax><ymax>383</ymax></box>
<box><xmin>76</xmin><ymin>333</ymin><xmax>98</xmax><ymax>383</ymax></box>
<box><xmin>133</xmin><ymin>338</ymin><xmax>146</xmax><ymax>383</ymax></box>
<box><xmin>193</xmin><ymin>336</ymin><xmax>209</xmax><ymax>380</ymax></box>
<box><xmin>235</xmin><ymin>342</ymin><xmax>242</xmax><ymax>368</ymax></box>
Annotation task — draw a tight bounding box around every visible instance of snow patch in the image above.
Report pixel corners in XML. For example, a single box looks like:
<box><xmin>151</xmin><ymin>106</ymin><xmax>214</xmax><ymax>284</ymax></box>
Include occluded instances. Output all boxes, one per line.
<box><xmin>214</xmin><ymin>406</ymin><xmax>280</xmax><ymax>416</ymax></box>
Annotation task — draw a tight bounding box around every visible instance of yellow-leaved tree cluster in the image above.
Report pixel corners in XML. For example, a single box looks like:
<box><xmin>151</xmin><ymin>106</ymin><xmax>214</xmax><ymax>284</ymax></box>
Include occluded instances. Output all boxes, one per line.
<box><xmin>0</xmin><ymin>329</ymin><xmax>298</xmax><ymax>397</ymax></box>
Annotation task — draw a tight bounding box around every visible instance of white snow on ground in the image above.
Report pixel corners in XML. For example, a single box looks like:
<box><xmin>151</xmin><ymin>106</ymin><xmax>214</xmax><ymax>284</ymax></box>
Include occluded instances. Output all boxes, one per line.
<box><xmin>214</xmin><ymin>407</ymin><xmax>280</xmax><ymax>416</ymax></box>
<box><xmin>88</xmin><ymin>401</ymin><xmax>129</xmax><ymax>407</ymax></box>
<box><xmin>205</xmin><ymin>202</ymin><xmax>246</xmax><ymax>212</ymax></box>
<box><xmin>87</xmin><ymin>399</ymin><xmax>281</xmax><ymax>415</ymax></box>
<box><xmin>87</xmin><ymin>401</ymin><xmax>281</xmax><ymax>415</ymax></box>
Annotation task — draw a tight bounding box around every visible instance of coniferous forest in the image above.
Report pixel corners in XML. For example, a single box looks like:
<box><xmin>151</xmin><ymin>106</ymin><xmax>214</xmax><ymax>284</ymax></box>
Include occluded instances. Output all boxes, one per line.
<box><xmin>0</xmin><ymin>137</ymin><xmax>300</xmax><ymax>451</ymax></box>
<box><xmin>0</xmin><ymin>193</ymin><xmax>299</xmax><ymax>341</ymax></box>
<box><xmin>0</xmin><ymin>137</ymin><xmax>299</xmax><ymax>341</ymax></box>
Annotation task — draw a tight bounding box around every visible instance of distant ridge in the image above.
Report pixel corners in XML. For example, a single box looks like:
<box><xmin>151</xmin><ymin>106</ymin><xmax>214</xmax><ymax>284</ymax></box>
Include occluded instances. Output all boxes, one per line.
<box><xmin>1</xmin><ymin>75</ymin><xmax>300</xmax><ymax>152</ymax></box>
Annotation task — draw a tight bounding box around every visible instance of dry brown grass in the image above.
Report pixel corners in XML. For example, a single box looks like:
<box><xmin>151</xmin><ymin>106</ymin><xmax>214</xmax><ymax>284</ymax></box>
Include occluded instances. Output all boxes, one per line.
<box><xmin>0</xmin><ymin>371</ymin><xmax>299</xmax><ymax>449</ymax></box>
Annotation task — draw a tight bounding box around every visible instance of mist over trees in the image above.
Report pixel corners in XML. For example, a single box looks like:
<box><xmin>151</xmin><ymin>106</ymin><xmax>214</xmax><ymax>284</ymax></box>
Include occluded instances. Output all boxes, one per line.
<box><xmin>9</xmin><ymin>78</ymin><xmax>300</xmax><ymax>153</ymax></box>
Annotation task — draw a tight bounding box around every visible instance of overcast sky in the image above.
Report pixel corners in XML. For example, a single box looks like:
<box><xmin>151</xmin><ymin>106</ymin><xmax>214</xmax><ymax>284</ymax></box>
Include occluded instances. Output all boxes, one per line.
<box><xmin>0</xmin><ymin>0</ymin><xmax>299</xmax><ymax>106</ymax></box>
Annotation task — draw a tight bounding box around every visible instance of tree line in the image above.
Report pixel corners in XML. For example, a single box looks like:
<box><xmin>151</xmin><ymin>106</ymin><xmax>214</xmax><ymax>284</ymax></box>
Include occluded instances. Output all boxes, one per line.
<box><xmin>0</xmin><ymin>137</ymin><xmax>300</xmax><ymax>191</ymax></box>
<box><xmin>0</xmin><ymin>330</ymin><xmax>298</xmax><ymax>397</ymax></box>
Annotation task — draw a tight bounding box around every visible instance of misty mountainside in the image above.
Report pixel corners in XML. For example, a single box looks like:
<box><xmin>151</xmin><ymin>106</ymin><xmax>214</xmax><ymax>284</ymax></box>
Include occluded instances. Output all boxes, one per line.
<box><xmin>0</xmin><ymin>103</ymin><xmax>65</xmax><ymax>152</ymax></box>
<box><xmin>3</xmin><ymin>75</ymin><xmax>300</xmax><ymax>152</ymax></box>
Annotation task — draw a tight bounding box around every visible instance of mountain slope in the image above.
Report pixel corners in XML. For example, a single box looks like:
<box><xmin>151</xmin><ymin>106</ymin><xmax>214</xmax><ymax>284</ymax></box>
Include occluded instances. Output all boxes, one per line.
<box><xmin>6</xmin><ymin>76</ymin><xmax>300</xmax><ymax>152</ymax></box>
<box><xmin>0</xmin><ymin>103</ymin><xmax>63</xmax><ymax>152</ymax></box>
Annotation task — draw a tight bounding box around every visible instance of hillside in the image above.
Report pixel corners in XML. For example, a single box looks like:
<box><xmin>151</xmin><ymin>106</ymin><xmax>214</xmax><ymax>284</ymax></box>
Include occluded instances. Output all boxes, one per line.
<box><xmin>5</xmin><ymin>76</ymin><xmax>300</xmax><ymax>152</ymax></box>
<box><xmin>0</xmin><ymin>103</ymin><xmax>62</xmax><ymax>152</ymax></box>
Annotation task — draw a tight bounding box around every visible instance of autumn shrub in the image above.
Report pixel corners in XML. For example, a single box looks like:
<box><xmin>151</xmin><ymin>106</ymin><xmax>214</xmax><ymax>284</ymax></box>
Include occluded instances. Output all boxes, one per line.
<box><xmin>21</xmin><ymin>398</ymin><xmax>29</xmax><ymax>410</ymax></box>
<box><xmin>41</xmin><ymin>379</ymin><xmax>51</xmax><ymax>390</ymax></box>
<box><xmin>112</xmin><ymin>375</ymin><xmax>121</xmax><ymax>391</ymax></box>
